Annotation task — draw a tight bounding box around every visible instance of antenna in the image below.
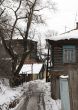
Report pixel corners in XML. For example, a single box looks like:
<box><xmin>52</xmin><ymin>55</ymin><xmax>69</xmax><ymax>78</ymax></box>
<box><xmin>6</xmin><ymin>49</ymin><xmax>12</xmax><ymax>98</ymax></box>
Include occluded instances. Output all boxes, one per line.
<box><xmin>65</xmin><ymin>26</ymin><xmax>67</xmax><ymax>32</ymax></box>
<box><xmin>65</xmin><ymin>26</ymin><xmax>70</xmax><ymax>32</ymax></box>
<box><xmin>74</xmin><ymin>12</ymin><xmax>78</xmax><ymax>27</ymax></box>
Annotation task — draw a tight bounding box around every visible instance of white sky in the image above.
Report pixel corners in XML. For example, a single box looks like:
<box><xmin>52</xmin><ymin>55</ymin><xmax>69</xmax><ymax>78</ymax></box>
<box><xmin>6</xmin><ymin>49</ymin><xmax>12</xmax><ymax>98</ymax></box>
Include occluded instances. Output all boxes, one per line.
<box><xmin>46</xmin><ymin>0</ymin><xmax>78</xmax><ymax>34</ymax></box>
<box><xmin>3</xmin><ymin>0</ymin><xmax>78</xmax><ymax>44</ymax></box>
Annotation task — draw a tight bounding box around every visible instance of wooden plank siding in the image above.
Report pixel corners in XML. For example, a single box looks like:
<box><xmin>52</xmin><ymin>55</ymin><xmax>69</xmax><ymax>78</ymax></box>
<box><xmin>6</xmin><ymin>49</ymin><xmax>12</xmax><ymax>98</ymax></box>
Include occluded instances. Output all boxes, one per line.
<box><xmin>51</xmin><ymin>46</ymin><xmax>64</xmax><ymax>71</ymax></box>
<box><xmin>76</xmin><ymin>46</ymin><xmax>78</xmax><ymax>63</ymax></box>
<box><xmin>51</xmin><ymin>45</ymin><xmax>78</xmax><ymax>71</ymax></box>
<box><xmin>65</xmin><ymin>64</ymin><xmax>78</xmax><ymax>110</ymax></box>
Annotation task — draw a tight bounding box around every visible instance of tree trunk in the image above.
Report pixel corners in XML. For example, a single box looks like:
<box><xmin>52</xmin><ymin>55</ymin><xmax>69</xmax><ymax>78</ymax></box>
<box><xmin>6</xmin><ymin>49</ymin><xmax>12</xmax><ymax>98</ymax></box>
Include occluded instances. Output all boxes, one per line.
<box><xmin>9</xmin><ymin>50</ymin><xmax>30</xmax><ymax>87</ymax></box>
<box><xmin>10</xmin><ymin>57</ymin><xmax>18</xmax><ymax>87</ymax></box>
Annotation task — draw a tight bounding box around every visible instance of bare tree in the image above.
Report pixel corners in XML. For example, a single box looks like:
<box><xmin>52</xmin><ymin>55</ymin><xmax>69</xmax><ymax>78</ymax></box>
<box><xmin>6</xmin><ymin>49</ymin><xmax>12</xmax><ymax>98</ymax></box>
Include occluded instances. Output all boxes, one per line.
<box><xmin>45</xmin><ymin>30</ymin><xmax>58</xmax><ymax>39</ymax></box>
<box><xmin>0</xmin><ymin>0</ymin><xmax>55</xmax><ymax>86</ymax></box>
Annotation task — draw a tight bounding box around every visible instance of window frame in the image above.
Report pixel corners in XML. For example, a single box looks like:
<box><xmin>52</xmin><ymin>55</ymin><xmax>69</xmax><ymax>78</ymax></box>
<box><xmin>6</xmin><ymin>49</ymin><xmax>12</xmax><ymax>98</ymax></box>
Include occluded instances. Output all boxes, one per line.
<box><xmin>63</xmin><ymin>45</ymin><xmax>76</xmax><ymax>64</ymax></box>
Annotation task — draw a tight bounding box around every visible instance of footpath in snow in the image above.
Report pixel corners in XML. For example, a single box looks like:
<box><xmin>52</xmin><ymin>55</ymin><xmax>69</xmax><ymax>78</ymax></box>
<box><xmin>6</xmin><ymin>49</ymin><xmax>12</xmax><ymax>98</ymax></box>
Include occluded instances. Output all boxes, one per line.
<box><xmin>0</xmin><ymin>78</ymin><xmax>61</xmax><ymax>110</ymax></box>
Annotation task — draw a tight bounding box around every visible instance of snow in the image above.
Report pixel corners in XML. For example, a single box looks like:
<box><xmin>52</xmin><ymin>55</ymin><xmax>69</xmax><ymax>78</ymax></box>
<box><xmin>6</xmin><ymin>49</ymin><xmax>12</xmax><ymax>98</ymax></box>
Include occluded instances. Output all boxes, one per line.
<box><xmin>60</xmin><ymin>75</ymin><xmax>69</xmax><ymax>79</ymax></box>
<box><xmin>19</xmin><ymin>63</ymin><xmax>43</xmax><ymax>74</ymax></box>
<box><xmin>0</xmin><ymin>80</ymin><xmax>20</xmax><ymax>109</ymax></box>
<box><xmin>35</xmin><ymin>80</ymin><xmax>61</xmax><ymax>110</ymax></box>
<box><xmin>47</xmin><ymin>29</ymin><xmax>78</xmax><ymax>41</ymax></box>
<box><xmin>0</xmin><ymin>79</ymin><xmax>61</xmax><ymax>110</ymax></box>
<box><xmin>0</xmin><ymin>78</ymin><xmax>28</xmax><ymax>110</ymax></box>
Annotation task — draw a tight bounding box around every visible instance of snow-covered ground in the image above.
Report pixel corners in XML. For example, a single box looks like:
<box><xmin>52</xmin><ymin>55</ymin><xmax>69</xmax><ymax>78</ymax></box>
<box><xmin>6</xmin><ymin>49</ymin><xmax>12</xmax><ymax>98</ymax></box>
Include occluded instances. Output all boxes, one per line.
<box><xmin>0</xmin><ymin>78</ymin><xmax>61</xmax><ymax>110</ymax></box>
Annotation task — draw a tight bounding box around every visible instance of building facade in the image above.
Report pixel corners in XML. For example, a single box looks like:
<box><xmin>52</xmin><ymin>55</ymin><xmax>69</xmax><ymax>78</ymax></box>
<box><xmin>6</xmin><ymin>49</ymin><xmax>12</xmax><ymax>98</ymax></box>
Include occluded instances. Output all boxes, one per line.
<box><xmin>46</xmin><ymin>28</ymin><xmax>78</xmax><ymax>110</ymax></box>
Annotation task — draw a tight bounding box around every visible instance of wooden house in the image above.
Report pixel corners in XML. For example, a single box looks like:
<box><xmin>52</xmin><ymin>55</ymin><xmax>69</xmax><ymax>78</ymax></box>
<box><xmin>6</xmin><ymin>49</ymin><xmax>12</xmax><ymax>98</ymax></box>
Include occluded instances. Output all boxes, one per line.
<box><xmin>0</xmin><ymin>39</ymin><xmax>11</xmax><ymax>78</ymax></box>
<box><xmin>46</xmin><ymin>23</ymin><xmax>78</xmax><ymax>110</ymax></box>
<box><xmin>6</xmin><ymin>39</ymin><xmax>39</xmax><ymax>62</ymax></box>
<box><xmin>0</xmin><ymin>39</ymin><xmax>40</xmax><ymax>79</ymax></box>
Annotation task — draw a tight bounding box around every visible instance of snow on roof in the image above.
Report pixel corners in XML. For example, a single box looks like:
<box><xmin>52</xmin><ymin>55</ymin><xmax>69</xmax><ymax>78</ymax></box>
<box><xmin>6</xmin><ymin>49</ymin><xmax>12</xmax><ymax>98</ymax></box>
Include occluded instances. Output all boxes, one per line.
<box><xmin>12</xmin><ymin>36</ymin><xmax>38</xmax><ymax>42</ymax></box>
<box><xmin>19</xmin><ymin>63</ymin><xmax>43</xmax><ymax>75</ymax></box>
<box><xmin>47</xmin><ymin>29</ymin><xmax>78</xmax><ymax>41</ymax></box>
<box><xmin>60</xmin><ymin>75</ymin><xmax>69</xmax><ymax>79</ymax></box>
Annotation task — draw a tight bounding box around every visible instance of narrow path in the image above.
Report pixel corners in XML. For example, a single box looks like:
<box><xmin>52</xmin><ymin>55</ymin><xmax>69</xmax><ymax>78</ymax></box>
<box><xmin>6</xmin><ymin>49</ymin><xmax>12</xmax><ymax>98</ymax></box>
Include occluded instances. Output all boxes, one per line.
<box><xmin>26</xmin><ymin>83</ymin><xmax>45</xmax><ymax>110</ymax></box>
<box><xmin>15</xmin><ymin>83</ymin><xmax>45</xmax><ymax>110</ymax></box>
<box><xmin>27</xmin><ymin>96</ymin><xmax>38</xmax><ymax>110</ymax></box>
<box><xmin>26</xmin><ymin>91</ymin><xmax>45</xmax><ymax>110</ymax></box>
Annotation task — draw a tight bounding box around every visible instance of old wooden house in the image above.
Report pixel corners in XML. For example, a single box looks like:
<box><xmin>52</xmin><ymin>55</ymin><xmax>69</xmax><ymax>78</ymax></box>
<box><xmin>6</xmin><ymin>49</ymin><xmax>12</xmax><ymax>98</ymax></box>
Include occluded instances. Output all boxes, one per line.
<box><xmin>0</xmin><ymin>38</ymin><xmax>11</xmax><ymax>78</ymax></box>
<box><xmin>6</xmin><ymin>39</ymin><xmax>39</xmax><ymax>62</ymax></box>
<box><xmin>46</xmin><ymin>23</ymin><xmax>78</xmax><ymax>110</ymax></box>
<box><xmin>0</xmin><ymin>39</ymin><xmax>40</xmax><ymax>79</ymax></box>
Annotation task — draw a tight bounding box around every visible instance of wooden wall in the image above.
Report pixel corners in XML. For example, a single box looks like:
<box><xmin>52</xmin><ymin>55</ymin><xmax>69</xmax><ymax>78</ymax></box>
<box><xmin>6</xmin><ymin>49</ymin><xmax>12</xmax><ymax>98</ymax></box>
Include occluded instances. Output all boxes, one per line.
<box><xmin>51</xmin><ymin>45</ymin><xmax>64</xmax><ymax>71</ymax></box>
<box><xmin>50</xmin><ymin>44</ymin><xmax>78</xmax><ymax>100</ymax></box>
<box><xmin>65</xmin><ymin>64</ymin><xmax>78</xmax><ymax>110</ymax></box>
<box><xmin>76</xmin><ymin>46</ymin><xmax>78</xmax><ymax>63</ymax></box>
<box><xmin>6</xmin><ymin>39</ymin><xmax>38</xmax><ymax>60</ymax></box>
<box><xmin>51</xmin><ymin>45</ymin><xmax>78</xmax><ymax>71</ymax></box>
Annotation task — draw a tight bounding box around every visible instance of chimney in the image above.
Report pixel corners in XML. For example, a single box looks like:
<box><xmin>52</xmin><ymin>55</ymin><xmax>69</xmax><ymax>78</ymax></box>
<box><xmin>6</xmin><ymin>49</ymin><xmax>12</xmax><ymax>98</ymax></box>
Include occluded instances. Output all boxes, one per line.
<box><xmin>76</xmin><ymin>22</ymin><xmax>78</xmax><ymax>29</ymax></box>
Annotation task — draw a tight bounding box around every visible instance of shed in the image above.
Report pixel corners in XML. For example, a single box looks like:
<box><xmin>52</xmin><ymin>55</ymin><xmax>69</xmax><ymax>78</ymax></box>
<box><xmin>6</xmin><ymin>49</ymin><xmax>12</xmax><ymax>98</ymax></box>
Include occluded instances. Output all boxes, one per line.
<box><xmin>19</xmin><ymin>63</ymin><xmax>44</xmax><ymax>81</ymax></box>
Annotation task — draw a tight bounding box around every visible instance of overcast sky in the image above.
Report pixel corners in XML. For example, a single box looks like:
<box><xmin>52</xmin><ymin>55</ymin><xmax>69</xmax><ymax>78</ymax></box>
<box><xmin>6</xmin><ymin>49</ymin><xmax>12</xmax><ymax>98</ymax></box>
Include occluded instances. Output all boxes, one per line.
<box><xmin>46</xmin><ymin>0</ymin><xmax>78</xmax><ymax>34</ymax></box>
<box><xmin>3</xmin><ymin>0</ymin><xmax>78</xmax><ymax>44</ymax></box>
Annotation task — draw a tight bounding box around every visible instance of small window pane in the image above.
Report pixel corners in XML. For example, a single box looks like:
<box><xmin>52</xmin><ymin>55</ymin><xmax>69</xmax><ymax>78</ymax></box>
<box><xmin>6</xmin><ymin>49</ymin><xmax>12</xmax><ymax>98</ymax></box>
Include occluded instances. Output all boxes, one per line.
<box><xmin>63</xmin><ymin>46</ymin><xmax>76</xmax><ymax>63</ymax></box>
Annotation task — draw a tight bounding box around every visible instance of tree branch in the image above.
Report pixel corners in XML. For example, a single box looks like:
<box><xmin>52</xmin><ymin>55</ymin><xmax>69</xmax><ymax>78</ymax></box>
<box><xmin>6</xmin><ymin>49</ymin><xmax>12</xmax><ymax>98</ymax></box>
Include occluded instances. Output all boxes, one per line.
<box><xmin>0</xmin><ymin>0</ymin><xmax>5</xmax><ymax>5</ymax></box>
<box><xmin>15</xmin><ymin>0</ymin><xmax>22</xmax><ymax>13</ymax></box>
<box><xmin>25</xmin><ymin>0</ymin><xmax>37</xmax><ymax>39</ymax></box>
<box><xmin>0</xmin><ymin>8</ymin><xmax>5</xmax><ymax>17</ymax></box>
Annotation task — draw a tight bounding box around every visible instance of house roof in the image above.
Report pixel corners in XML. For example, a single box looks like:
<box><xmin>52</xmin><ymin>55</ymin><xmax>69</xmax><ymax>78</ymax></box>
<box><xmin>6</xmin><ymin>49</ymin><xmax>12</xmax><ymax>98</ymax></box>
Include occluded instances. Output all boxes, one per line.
<box><xmin>47</xmin><ymin>29</ymin><xmax>78</xmax><ymax>41</ymax></box>
<box><xmin>12</xmin><ymin>37</ymin><xmax>38</xmax><ymax>42</ymax></box>
<box><xmin>19</xmin><ymin>63</ymin><xmax>43</xmax><ymax>75</ymax></box>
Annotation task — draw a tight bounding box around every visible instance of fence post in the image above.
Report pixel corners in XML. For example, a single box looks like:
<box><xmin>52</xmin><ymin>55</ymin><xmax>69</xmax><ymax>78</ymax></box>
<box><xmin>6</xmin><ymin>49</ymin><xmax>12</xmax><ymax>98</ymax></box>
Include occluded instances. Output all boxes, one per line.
<box><xmin>60</xmin><ymin>75</ymin><xmax>70</xmax><ymax>110</ymax></box>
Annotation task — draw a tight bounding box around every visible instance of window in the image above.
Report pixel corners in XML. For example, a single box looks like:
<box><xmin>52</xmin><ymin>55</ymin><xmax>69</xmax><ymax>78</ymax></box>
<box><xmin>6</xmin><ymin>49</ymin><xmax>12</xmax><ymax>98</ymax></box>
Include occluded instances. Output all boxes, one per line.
<box><xmin>63</xmin><ymin>46</ymin><xmax>76</xmax><ymax>63</ymax></box>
